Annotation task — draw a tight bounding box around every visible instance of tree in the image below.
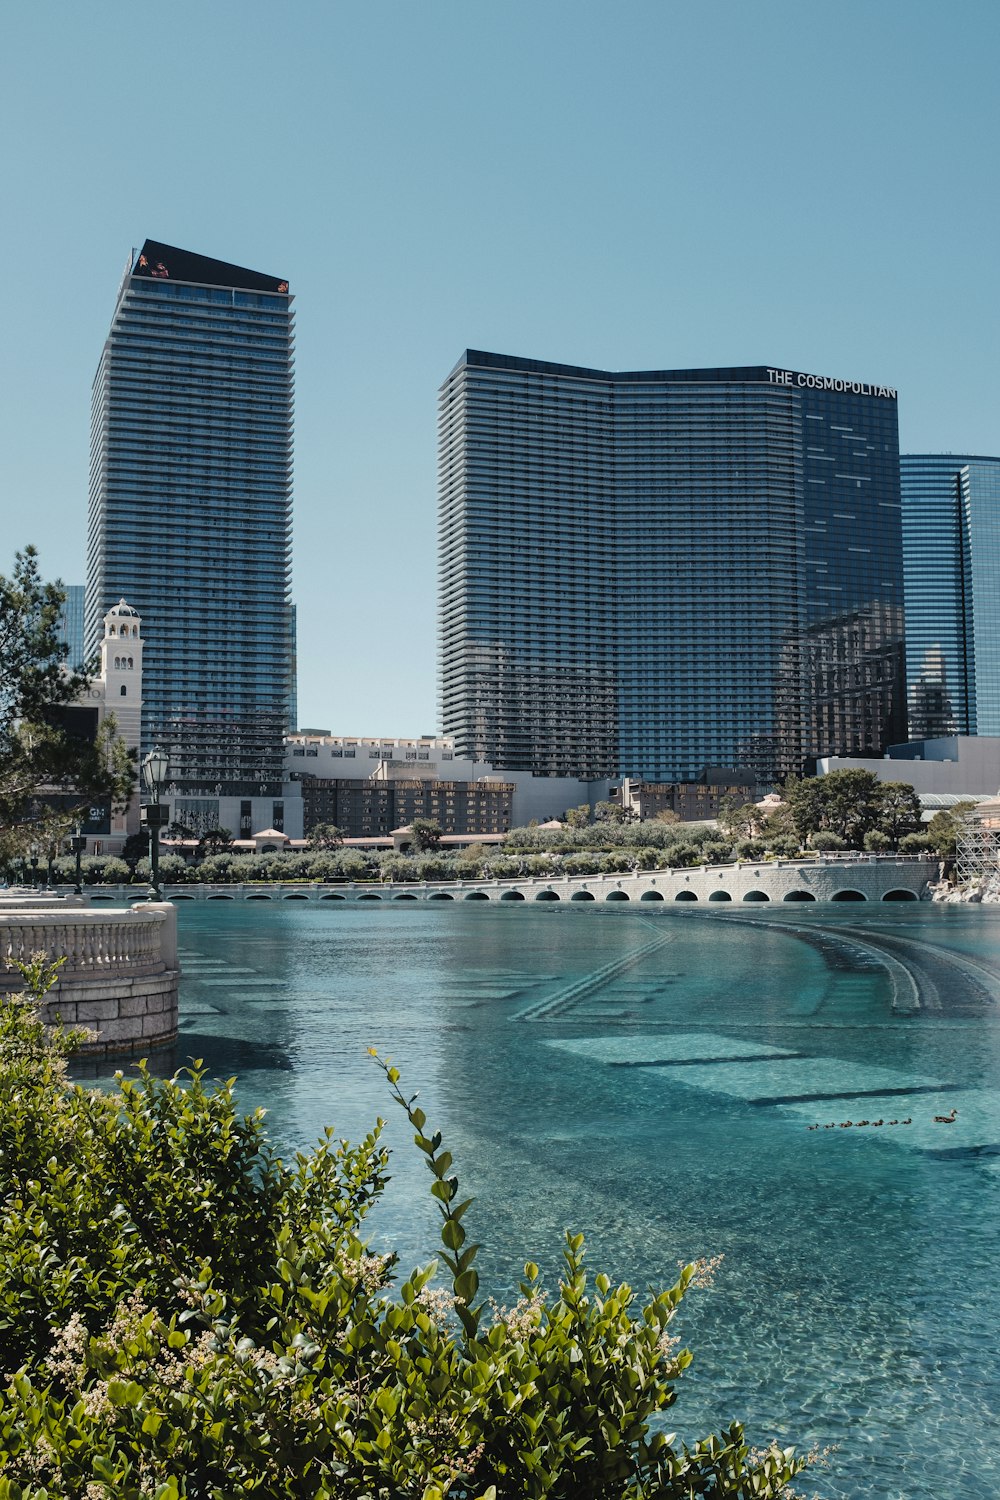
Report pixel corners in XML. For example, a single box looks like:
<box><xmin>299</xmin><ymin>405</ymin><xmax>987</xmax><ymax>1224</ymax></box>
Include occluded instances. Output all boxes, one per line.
<box><xmin>120</xmin><ymin>831</ymin><xmax>149</xmax><ymax>874</ymax></box>
<box><xmin>874</xmin><ymin>781</ymin><xmax>923</xmax><ymax>846</ymax></box>
<box><xmin>564</xmin><ymin>803</ymin><xmax>591</xmax><ymax>829</ymax></box>
<box><xmin>0</xmin><ymin>548</ymin><xmax>134</xmax><ymax>853</ymax></box>
<box><xmin>307</xmin><ymin>821</ymin><xmax>344</xmax><ymax>850</ymax></box>
<box><xmin>925</xmin><ymin>799</ymin><xmax>977</xmax><ymax>860</ymax></box>
<box><xmin>196</xmin><ymin>825</ymin><xmax>234</xmax><ymax>861</ymax></box>
<box><xmin>165</xmin><ymin>820</ymin><xmax>196</xmax><ymax>841</ymax></box>
<box><xmin>718</xmin><ymin>796</ymin><xmax>760</xmax><ymax>840</ymax></box>
<box><xmin>784</xmin><ymin>770</ymin><xmax>918</xmax><ymax>850</ymax></box>
<box><xmin>408</xmin><ymin>817</ymin><xmax>442</xmax><ymax>852</ymax></box>
<box><xmin>593</xmin><ymin>799</ymin><xmax>629</xmax><ymax>824</ymax></box>
<box><xmin>0</xmin><ymin>961</ymin><xmax>811</xmax><ymax>1498</ymax></box>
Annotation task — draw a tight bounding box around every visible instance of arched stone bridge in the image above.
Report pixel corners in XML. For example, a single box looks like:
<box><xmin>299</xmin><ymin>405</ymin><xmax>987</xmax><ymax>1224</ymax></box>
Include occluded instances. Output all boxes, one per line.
<box><xmin>136</xmin><ymin>855</ymin><xmax>938</xmax><ymax>905</ymax></box>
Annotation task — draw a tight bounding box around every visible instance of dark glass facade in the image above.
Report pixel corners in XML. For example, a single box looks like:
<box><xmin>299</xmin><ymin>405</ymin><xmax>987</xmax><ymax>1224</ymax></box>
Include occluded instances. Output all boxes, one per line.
<box><xmin>901</xmin><ymin>455</ymin><xmax>1000</xmax><ymax>737</ymax></box>
<box><xmin>56</xmin><ymin>584</ymin><xmax>86</xmax><ymax>671</ymax></box>
<box><xmin>85</xmin><ymin>240</ymin><xmax>294</xmax><ymax>795</ymax></box>
<box><xmin>439</xmin><ymin>353</ymin><xmax>904</xmax><ymax>784</ymax></box>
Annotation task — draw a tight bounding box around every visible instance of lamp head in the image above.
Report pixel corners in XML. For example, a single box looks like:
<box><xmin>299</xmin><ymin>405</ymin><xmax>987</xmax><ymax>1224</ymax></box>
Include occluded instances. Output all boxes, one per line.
<box><xmin>142</xmin><ymin>746</ymin><xmax>170</xmax><ymax>795</ymax></box>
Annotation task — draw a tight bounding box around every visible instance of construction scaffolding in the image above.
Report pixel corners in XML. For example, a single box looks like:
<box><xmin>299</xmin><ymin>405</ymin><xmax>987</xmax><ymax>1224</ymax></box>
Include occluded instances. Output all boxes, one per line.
<box><xmin>956</xmin><ymin>798</ymin><xmax>1000</xmax><ymax>887</ymax></box>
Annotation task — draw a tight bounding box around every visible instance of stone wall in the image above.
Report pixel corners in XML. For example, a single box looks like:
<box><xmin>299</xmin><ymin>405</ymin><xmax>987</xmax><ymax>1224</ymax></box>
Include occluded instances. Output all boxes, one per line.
<box><xmin>0</xmin><ymin>902</ymin><xmax>179</xmax><ymax>1057</ymax></box>
<box><xmin>73</xmin><ymin>856</ymin><xmax>936</xmax><ymax>905</ymax></box>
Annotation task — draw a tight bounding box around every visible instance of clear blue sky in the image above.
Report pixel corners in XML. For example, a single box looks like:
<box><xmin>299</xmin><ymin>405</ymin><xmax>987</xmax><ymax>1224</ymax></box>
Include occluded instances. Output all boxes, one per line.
<box><xmin>1</xmin><ymin>0</ymin><xmax>997</xmax><ymax>734</ymax></box>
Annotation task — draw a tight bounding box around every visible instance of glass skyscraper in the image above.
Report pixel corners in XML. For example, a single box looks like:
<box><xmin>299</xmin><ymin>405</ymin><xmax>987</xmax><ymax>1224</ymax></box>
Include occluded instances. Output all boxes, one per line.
<box><xmin>439</xmin><ymin>353</ymin><xmax>904</xmax><ymax>785</ymax></box>
<box><xmin>901</xmin><ymin>455</ymin><xmax>1000</xmax><ymax>738</ymax></box>
<box><xmin>85</xmin><ymin>240</ymin><xmax>294</xmax><ymax>798</ymax></box>
<box><xmin>57</xmin><ymin>584</ymin><xmax>86</xmax><ymax>670</ymax></box>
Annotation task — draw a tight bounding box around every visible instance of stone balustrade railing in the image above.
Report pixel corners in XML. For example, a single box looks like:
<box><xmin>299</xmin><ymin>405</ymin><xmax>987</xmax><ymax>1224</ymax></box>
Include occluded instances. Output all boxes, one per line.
<box><xmin>0</xmin><ymin>902</ymin><xmax>179</xmax><ymax>1057</ymax></box>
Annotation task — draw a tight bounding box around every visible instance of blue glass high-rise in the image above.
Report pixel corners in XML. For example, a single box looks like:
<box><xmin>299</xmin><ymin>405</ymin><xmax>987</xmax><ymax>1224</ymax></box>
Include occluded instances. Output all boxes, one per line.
<box><xmin>901</xmin><ymin>455</ymin><xmax>1000</xmax><ymax>737</ymax></box>
<box><xmin>57</xmin><ymin>584</ymin><xmax>86</xmax><ymax>671</ymax></box>
<box><xmin>439</xmin><ymin>354</ymin><xmax>905</xmax><ymax>785</ymax></box>
<box><xmin>85</xmin><ymin>240</ymin><xmax>294</xmax><ymax>797</ymax></box>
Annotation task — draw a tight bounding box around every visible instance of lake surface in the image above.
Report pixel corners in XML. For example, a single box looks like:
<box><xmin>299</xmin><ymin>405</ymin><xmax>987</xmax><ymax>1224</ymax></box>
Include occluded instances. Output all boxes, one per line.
<box><xmin>90</xmin><ymin>902</ymin><xmax>1000</xmax><ymax>1499</ymax></box>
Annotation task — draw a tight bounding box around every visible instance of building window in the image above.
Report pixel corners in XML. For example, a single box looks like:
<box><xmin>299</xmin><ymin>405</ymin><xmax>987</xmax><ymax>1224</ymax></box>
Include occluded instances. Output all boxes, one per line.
<box><xmin>272</xmin><ymin>800</ymin><xmax>284</xmax><ymax>833</ymax></box>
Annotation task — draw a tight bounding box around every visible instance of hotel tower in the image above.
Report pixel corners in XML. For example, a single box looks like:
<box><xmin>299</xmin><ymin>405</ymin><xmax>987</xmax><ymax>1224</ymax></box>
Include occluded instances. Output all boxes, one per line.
<box><xmin>439</xmin><ymin>352</ymin><xmax>905</xmax><ymax>786</ymax></box>
<box><xmin>85</xmin><ymin>240</ymin><xmax>295</xmax><ymax>821</ymax></box>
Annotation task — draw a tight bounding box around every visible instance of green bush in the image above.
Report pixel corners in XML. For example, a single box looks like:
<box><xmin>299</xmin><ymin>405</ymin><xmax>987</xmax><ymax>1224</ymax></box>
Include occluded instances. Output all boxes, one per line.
<box><xmin>0</xmin><ymin>961</ymin><xmax>810</xmax><ymax>1499</ymax></box>
<box><xmin>899</xmin><ymin>832</ymin><xmax>934</xmax><ymax>854</ymax></box>
<box><xmin>809</xmin><ymin>832</ymin><xmax>847</xmax><ymax>852</ymax></box>
<box><xmin>81</xmin><ymin>855</ymin><xmax>130</xmax><ymax>885</ymax></box>
<box><xmin>136</xmin><ymin>854</ymin><xmax>192</xmax><ymax>884</ymax></box>
<box><xmin>766</xmin><ymin>836</ymin><xmax>802</xmax><ymax>859</ymax></box>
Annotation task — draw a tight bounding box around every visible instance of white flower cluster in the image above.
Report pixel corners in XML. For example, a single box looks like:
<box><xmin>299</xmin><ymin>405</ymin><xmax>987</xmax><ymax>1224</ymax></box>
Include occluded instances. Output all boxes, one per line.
<box><xmin>488</xmin><ymin>1289</ymin><xmax>547</xmax><ymax>1341</ymax></box>
<box><xmin>414</xmin><ymin>1284</ymin><xmax>463</xmax><ymax>1328</ymax></box>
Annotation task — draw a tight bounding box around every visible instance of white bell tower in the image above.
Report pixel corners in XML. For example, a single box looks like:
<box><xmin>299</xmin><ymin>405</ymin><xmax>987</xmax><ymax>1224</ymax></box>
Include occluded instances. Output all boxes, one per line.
<box><xmin>100</xmin><ymin>600</ymin><xmax>144</xmax><ymax>837</ymax></box>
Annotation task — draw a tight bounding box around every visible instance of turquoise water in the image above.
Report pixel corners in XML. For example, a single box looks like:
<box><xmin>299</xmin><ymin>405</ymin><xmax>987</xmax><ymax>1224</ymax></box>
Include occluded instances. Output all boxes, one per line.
<box><xmin>96</xmin><ymin>903</ymin><xmax>1000</xmax><ymax>1498</ymax></box>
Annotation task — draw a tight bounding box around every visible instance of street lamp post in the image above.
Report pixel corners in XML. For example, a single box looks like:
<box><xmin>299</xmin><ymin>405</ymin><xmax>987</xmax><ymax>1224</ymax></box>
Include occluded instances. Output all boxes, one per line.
<box><xmin>29</xmin><ymin>842</ymin><xmax>40</xmax><ymax>890</ymax></box>
<box><xmin>140</xmin><ymin>747</ymin><xmax>171</xmax><ymax>901</ymax></box>
<box><xmin>69</xmin><ymin>828</ymin><xmax>86</xmax><ymax>896</ymax></box>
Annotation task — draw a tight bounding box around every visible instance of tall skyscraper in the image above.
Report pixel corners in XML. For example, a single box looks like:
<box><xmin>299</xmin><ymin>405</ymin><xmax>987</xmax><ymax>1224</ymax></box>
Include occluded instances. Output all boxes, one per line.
<box><xmin>85</xmin><ymin>240</ymin><xmax>294</xmax><ymax>818</ymax></box>
<box><xmin>57</xmin><ymin>584</ymin><xmax>85</xmax><ymax>670</ymax></box>
<box><xmin>901</xmin><ymin>455</ymin><xmax>1000</xmax><ymax>738</ymax></box>
<box><xmin>439</xmin><ymin>353</ymin><xmax>904</xmax><ymax>785</ymax></box>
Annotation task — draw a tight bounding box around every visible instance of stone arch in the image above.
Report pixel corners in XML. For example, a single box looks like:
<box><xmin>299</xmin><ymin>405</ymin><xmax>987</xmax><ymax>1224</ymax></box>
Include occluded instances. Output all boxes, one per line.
<box><xmin>640</xmin><ymin>889</ymin><xmax>664</xmax><ymax>901</ymax></box>
<box><xmin>246</xmin><ymin>893</ymin><xmax>271</xmax><ymax>901</ymax></box>
<box><xmin>708</xmin><ymin>890</ymin><xmax>732</xmax><ymax>902</ymax></box>
<box><xmin>393</xmin><ymin>892</ymin><xmax>418</xmax><ymax>900</ymax></box>
<box><xmin>132</xmin><ymin>625</ymin><xmax>138</xmax><ymax>636</ymax></box>
<box><xmin>357</xmin><ymin>892</ymin><xmax>381</xmax><ymax>901</ymax></box>
<box><xmin>284</xmin><ymin>893</ymin><xmax>309</xmax><ymax>900</ymax></box>
<box><xmin>831</xmin><ymin>889</ymin><xmax>866</xmax><ymax>902</ymax></box>
<box><xmin>882</xmin><ymin>888</ymin><xmax>918</xmax><ymax>902</ymax></box>
<box><xmin>429</xmin><ymin>891</ymin><xmax>454</xmax><ymax>900</ymax></box>
<box><xmin>743</xmin><ymin>890</ymin><xmax>770</xmax><ymax>902</ymax></box>
<box><xmin>535</xmin><ymin>889</ymin><xmax>559</xmax><ymax>901</ymax></box>
<box><xmin>783</xmin><ymin>890</ymin><xmax>816</xmax><ymax>902</ymax></box>
<box><xmin>120</xmin><ymin>685</ymin><xmax>127</xmax><ymax>696</ymax></box>
<box><xmin>208</xmin><ymin>893</ymin><xmax>234</xmax><ymax>901</ymax></box>
<box><xmin>570</xmin><ymin>890</ymin><xmax>595</xmax><ymax>901</ymax></box>
<box><xmin>171</xmin><ymin>893</ymin><xmax>194</xmax><ymax>900</ymax></box>
<box><xmin>674</xmin><ymin>890</ymin><xmax>698</xmax><ymax>902</ymax></box>
<box><xmin>500</xmin><ymin>889</ymin><xmax>525</xmax><ymax>901</ymax></box>
<box><xmin>464</xmin><ymin>890</ymin><xmax>489</xmax><ymax>900</ymax></box>
<box><xmin>606</xmin><ymin>890</ymin><xmax>630</xmax><ymax>901</ymax></box>
<box><xmin>321</xmin><ymin>892</ymin><xmax>345</xmax><ymax>900</ymax></box>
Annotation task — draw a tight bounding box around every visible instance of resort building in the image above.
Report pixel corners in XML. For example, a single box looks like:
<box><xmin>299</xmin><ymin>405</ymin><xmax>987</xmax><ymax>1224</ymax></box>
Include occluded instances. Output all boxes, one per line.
<box><xmin>59</xmin><ymin>599</ymin><xmax>145</xmax><ymax>854</ymax></box>
<box><xmin>611</xmin><ymin>773</ymin><xmax>756</xmax><ymax>824</ymax></box>
<box><xmin>84</xmin><ymin>239</ymin><xmax>296</xmax><ymax>827</ymax></box>
<box><xmin>439</xmin><ymin>353</ymin><xmax>905</xmax><ymax>788</ymax></box>
<box><xmin>900</xmin><ymin>455</ymin><xmax>1000</xmax><ymax>738</ymax></box>
<box><xmin>284</xmin><ymin>732</ymin><xmax>607</xmax><ymax>832</ymax></box>
<box><xmin>297</xmin><ymin>777</ymin><xmax>514</xmax><ymax>840</ymax></box>
<box><xmin>819</xmin><ymin>735</ymin><xmax>1000</xmax><ymax>802</ymax></box>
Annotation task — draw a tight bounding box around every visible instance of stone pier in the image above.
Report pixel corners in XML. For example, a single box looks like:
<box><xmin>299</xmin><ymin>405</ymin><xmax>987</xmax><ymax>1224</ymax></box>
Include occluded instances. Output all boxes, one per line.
<box><xmin>0</xmin><ymin>899</ymin><xmax>179</xmax><ymax>1056</ymax></box>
